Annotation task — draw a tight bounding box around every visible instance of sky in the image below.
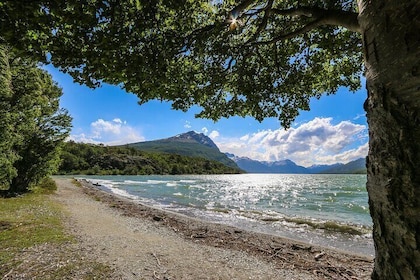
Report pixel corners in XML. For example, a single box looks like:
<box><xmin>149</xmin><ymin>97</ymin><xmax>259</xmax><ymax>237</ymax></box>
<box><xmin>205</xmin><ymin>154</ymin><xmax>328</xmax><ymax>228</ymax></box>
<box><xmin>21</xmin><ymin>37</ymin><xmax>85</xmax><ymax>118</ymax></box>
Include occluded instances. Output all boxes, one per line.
<box><xmin>45</xmin><ymin>65</ymin><xmax>369</xmax><ymax>167</ymax></box>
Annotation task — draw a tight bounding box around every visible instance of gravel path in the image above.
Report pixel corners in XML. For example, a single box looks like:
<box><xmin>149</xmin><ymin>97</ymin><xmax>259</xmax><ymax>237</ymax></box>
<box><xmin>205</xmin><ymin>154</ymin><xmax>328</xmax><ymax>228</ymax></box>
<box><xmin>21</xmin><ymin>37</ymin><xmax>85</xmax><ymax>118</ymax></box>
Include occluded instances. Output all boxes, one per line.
<box><xmin>53</xmin><ymin>178</ymin><xmax>317</xmax><ymax>279</ymax></box>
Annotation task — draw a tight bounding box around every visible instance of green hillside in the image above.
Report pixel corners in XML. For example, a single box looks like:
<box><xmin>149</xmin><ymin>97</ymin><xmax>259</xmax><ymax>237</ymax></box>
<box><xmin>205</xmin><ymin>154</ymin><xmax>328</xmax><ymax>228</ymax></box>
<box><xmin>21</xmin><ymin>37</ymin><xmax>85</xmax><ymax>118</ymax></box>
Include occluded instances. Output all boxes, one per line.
<box><xmin>57</xmin><ymin>141</ymin><xmax>243</xmax><ymax>175</ymax></box>
<box><xmin>125</xmin><ymin>141</ymin><xmax>237</xmax><ymax>168</ymax></box>
<box><xmin>124</xmin><ymin>131</ymin><xmax>239</xmax><ymax>169</ymax></box>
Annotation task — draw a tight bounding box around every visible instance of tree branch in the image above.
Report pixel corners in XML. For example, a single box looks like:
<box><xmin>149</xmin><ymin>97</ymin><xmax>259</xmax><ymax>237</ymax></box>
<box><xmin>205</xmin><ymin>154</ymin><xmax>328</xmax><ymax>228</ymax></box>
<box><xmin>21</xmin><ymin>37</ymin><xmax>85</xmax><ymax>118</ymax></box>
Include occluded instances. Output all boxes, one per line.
<box><xmin>270</xmin><ymin>7</ymin><xmax>360</xmax><ymax>33</ymax></box>
<box><xmin>222</xmin><ymin>57</ymin><xmax>235</xmax><ymax>73</ymax></box>
<box><xmin>184</xmin><ymin>23</ymin><xmax>218</xmax><ymax>48</ymax></box>
<box><xmin>230</xmin><ymin>0</ymin><xmax>258</xmax><ymax>17</ymax></box>
<box><xmin>252</xmin><ymin>17</ymin><xmax>326</xmax><ymax>46</ymax></box>
<box><xmin>246</xmin><ymin>0</ymin><xmax>274</xmax><ymax>43</ymax></box>
<box><xmin>230</xmin><ymin>3</ymin><xmax>360</xmax><ymax>45</ymax></box>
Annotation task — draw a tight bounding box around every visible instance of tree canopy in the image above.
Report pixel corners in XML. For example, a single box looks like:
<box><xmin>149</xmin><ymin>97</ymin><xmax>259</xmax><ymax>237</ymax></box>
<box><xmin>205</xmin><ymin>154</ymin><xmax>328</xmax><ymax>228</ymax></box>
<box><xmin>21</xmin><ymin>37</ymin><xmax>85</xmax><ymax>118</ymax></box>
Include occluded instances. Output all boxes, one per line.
<box><xmin>0</xmin><ymin>0</ymin><xmax>362</xmax><ymax>127</ymax></box>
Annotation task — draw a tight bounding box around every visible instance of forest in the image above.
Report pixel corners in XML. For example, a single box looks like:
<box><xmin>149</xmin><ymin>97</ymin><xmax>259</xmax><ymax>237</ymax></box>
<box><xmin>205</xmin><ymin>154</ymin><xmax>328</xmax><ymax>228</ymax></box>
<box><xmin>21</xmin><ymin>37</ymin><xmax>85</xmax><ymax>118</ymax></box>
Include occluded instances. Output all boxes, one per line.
<box><xmin>57</xmin><ymin>141</ymin><xmax>243</xmax><ymax>175</ymax></box>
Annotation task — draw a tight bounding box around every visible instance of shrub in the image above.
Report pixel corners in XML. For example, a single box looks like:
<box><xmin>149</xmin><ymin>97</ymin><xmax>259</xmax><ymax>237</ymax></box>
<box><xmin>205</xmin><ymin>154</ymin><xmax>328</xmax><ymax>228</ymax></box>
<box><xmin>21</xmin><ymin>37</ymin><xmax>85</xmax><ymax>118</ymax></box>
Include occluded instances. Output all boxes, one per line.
<box><xmin>35</xmin><ymin>177</ymin><xmax>57</xmax><ymax>193</ymax></box>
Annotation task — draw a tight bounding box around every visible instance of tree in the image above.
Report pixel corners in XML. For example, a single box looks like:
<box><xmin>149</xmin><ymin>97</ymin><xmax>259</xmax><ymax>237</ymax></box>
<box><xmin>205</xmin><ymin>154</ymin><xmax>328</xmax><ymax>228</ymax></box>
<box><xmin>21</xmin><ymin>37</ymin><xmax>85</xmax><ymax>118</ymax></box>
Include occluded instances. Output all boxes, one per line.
<box><xmin>1</xmin><ymin>0</ymin><xmax>419</xmax><ymax>278</ymax></box>
<box><xmin>0</xmin><ymin>45</ymin><xmax>19</xmax><ymax>187</ymax></box>
<box><xmin>0</xmin><ymin>45</ymin><xmax>72</xmax><ymax>193</ymax></box>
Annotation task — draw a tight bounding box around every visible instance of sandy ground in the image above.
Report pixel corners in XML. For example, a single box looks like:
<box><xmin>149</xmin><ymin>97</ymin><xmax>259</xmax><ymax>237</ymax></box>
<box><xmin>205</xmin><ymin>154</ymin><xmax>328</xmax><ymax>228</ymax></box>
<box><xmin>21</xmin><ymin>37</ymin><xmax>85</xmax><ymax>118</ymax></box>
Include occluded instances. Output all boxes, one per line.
<box><xmin>52</xmin><ymin>178</ymin><xmax>373</xmax><ymax>279</ymax></box>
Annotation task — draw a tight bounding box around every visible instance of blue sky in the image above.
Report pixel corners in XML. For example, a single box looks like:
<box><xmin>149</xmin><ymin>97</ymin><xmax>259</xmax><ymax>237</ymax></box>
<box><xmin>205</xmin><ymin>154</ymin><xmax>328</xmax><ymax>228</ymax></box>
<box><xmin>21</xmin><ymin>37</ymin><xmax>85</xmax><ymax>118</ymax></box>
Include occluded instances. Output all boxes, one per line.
<box><xmin>45</xmin><ymin>65</ymin><xmax>368</xmax><ymax>167</ymax></box>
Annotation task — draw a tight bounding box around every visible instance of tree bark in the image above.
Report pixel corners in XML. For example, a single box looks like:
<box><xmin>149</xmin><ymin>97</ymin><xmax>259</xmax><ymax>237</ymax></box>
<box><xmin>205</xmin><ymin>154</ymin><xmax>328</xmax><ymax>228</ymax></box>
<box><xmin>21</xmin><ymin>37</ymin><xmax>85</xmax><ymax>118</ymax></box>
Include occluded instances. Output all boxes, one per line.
<box><xmin>9</xmin><ymin>175</ymin><xmax>30</xmax><ymax>194</ymax></box>
<box><xmin>358</xmin><ymin>0</ymin><xmax>420</xmax><ymax>279</ymax></box>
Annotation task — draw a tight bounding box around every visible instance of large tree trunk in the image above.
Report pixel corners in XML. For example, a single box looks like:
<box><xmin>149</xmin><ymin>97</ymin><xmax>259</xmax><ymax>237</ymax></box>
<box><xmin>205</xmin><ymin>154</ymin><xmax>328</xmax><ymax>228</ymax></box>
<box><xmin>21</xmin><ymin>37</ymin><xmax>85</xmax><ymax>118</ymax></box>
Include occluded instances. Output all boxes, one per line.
<box><xmin>358</xmin><ymin>1</ymin><xmax>420</xmax><ymax>279</ymax></box>
<box><xmin>9</xmin><ymin>175</ymin><xmax>30</xmax><ymax>194</ymax></box>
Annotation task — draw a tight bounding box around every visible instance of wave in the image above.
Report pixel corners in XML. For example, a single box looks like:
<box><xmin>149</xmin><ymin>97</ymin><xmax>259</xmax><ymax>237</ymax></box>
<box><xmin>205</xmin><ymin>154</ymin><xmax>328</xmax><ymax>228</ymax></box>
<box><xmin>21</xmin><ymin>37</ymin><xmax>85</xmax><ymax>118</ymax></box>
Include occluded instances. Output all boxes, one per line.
<box><xmin>281</xmin><ymin>217</ymin><xmax>371</xmax><ymax>236</ymax></box>
<box><xmin>90</xmin><ymin>180</ymin><xmax>139</xmax><ymax>200</ymax></box>
<box><xmin>87</xmin><ymin>179</ymin><xmax>116</xmax><ymax>188</ymax></box>
<box><xmin>122</xmin><ymin>180</ymin><xmax>149</xmax><ymax>185</ymax></box>
<box><xmin>344</xmin><ymin>203</ymin><xmax>370</xmax><ymax>214</ymax></box>
<box><xmin>108</xmin><ymin>187</ymin><xmax>139</xmax><ymax>200</ymax></box>
<box><xmin>180</xmin><ymin>179</ymin><xmax>197</xmax><ymax>183</ymax></box>
<box><xmin>173</xmin><ymin>192</ymin><xmax>184</xmax><ymax>197</ymax></box>
<box><xmin>147</xmin><ymin>179</ymin><xmax>168</xmax><ymax>184</ymax></box>
<box><xmin>189</xmin><ymin>184</ymin><xmax>205</xmax><ymax>190</ymax></box>
<box><xmin>230</xmin><ymin>208</ymin><xmax>371</xmax><ymax>236</ymax></box>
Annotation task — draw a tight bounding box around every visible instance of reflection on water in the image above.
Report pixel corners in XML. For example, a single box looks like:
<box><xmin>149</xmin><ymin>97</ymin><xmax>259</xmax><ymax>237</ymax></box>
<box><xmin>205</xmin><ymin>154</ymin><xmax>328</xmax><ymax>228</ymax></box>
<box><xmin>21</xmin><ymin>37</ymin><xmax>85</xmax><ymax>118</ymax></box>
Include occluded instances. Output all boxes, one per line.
<box><xmin>76</xmin><ymin>174</ymin><xmax>374</xmax><ymax>256</ymax></box>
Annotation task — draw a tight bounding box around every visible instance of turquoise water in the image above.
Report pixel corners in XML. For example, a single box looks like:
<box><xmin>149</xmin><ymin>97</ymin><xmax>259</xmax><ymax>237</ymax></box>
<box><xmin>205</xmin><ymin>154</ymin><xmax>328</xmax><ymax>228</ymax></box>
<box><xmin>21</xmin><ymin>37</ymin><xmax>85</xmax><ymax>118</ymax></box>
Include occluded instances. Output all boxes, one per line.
<box><xmin>76</xmin><ymin>174</ymin><xmax>374</xmax><ymax>256</ymax></box>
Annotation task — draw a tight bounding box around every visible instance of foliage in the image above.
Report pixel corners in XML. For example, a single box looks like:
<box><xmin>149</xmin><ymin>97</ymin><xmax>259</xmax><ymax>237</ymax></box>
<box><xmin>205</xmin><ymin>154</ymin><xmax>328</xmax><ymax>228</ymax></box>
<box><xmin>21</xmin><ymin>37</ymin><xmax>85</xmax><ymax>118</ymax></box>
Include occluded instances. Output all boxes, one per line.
<box><xmin>0</xmin><ymin>45</ymin><xmax>19</xmax><ymax>188</ymax></box>
<box><xmin>0</xmin><ymin>45</ymin><xmax>72</xmax><ymax>193</ymax></box>
<box><xmin>32</xmin><ymin>177</ymin><xmax>58</xmax><ymax>194</ymax></box>
<box><xmin>58</xmin><ymin>141</ymin><xmax>243</xmax><ymax>175</ymax></box>
<box><xmin>0</xmin><ymin>0</ymin><xmax>362</xmax><ymax>128</ymax></box>
<box><xmin>126</xmin><ymin>141</ymin><xmax>238</xmax><ymax>168</ymax></box>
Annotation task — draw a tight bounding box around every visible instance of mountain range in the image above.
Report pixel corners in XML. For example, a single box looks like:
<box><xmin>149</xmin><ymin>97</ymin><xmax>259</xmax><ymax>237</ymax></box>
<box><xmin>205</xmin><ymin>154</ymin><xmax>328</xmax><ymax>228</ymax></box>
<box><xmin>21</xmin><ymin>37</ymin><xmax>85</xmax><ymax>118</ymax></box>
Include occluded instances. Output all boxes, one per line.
<box><xmin>124</xmin><ymin>131</ymin><xmax>366</xmax><ymax>174</ymax></box>
<box><xmin>227</xmin><ymin>154</ymin><xmax>366</xmax><ymax>174</ymax></box>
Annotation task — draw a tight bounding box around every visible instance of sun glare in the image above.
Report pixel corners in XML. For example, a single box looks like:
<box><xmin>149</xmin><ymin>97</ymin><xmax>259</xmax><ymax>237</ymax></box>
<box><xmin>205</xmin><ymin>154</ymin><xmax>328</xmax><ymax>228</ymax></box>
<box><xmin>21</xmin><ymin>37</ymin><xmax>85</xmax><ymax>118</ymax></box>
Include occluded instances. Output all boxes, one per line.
<box><xmin>228</xmin><ymin>15</ymin><xmax>239</xmax><ymax>31</ymax></box>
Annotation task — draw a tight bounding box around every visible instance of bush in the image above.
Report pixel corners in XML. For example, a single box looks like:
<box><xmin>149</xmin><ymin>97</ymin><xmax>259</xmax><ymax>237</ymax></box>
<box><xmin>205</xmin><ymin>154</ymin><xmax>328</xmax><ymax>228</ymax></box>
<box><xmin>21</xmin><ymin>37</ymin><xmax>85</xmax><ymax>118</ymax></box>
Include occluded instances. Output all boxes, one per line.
<box><xmin>35</xmin><ymin>177</ymin><xmax>57</xmax><ymax>193</ymax></box>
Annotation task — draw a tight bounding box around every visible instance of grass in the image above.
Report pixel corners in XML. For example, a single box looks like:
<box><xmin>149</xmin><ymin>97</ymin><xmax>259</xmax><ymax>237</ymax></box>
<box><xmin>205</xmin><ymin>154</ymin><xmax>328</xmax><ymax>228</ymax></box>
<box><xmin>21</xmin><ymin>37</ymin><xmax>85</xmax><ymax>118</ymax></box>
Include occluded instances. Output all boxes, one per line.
<box><xmin>0</xmin><ymin>186</ymin><xmax>115</xmax><ymax>278</ymax></box>
<box><xmin>0</xmin><ymin>192</ymin><xmax>70</xmax><ymax>265</ymax></box>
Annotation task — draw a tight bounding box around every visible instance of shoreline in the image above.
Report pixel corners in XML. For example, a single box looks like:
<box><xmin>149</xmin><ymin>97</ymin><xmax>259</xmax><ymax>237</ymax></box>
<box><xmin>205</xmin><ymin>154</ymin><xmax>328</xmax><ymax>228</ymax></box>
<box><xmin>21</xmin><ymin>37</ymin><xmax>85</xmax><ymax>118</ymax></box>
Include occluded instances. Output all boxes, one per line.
<box><xmin>80</xmin><ymin>175</ymin><xmax>374</xmax><ymax>256</ymax></box>
<box><xmin>75</xmin><ymin>178</ymin><xmax>374</xmax><ymax>279</ymax></box>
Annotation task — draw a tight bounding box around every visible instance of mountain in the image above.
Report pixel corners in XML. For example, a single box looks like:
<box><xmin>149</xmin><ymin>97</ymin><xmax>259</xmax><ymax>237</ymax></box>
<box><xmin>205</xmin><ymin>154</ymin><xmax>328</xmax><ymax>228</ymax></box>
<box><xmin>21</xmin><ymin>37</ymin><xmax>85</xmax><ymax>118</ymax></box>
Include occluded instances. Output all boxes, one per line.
<box><xmin>124</xmin><ymin>131</ymin><xmax>240</xmax><ymax>169</ymax></box>
<box><xmin>266</xmin><ymin>159</ymin><xmax>309</xmax><ymax>173</ymax></box>
<box><xmin>228</xmin><ymin>154</ymin><xmax>366</xmax><ymax>174</ymax></box>
<box><xmin>320</xmin><ymin>158</ymin><xmax>366</xmax><ymax>174</ymax></box>
<box><xmin>307</xmin><ymin>163</ymin><xmax>344</xmax><ymax>174</ymax></box>
<box><xmin>228</xmin><ymin>155</ymin><xmax>308</xmax><ymax>173</ymax></box>
<box><xmin>123</xmin><ymin>132</ymin><xmax>365</xmax><ymax>174</ymax></box>
<box><xmin>58</xmin><ymin>141</ymin><xmax>242</xmax><ymax>175</ymax></box>
<box><xmin>230</xmin><ymin>156</ymin><xmax>274</xmax><ymax>173</ymax></box>
<box><xmin>171</xmin><ymin>131</ymin><xmax>219</xmax><ymax>149</ymax></box>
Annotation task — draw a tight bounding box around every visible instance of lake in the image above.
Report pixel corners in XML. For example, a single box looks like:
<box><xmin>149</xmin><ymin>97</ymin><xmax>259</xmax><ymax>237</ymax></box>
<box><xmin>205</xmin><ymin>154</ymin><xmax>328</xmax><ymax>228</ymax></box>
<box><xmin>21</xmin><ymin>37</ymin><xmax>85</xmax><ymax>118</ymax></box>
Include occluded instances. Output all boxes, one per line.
<box><xmin>74</xmin><ymin>173</ymin><xmax>374</xmax><ymax>256</ymax></box>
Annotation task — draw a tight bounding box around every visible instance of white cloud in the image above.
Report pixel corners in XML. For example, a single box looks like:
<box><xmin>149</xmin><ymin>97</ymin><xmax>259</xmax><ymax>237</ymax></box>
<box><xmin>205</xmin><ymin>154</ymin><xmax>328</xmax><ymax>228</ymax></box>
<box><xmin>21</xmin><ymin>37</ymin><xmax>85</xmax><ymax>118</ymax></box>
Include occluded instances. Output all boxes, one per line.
<box><xmin>112</xmin><ymin>118</ymin><xmax>127</xmax><ymax>125</ymax></box>
<box><xmin>68</xmin><ymin>133</ymin><xmax>101</xmax><ymax>145</ymax></box>
<box><xmin>184</xmin><ymin>121</ymin><xmax>192</xmax><ymax>129</ymax></box>
<box><xmin>70</xmin><ymin>118</ymin><xmax>145</xmax><ymax>145</ymax></box>
<box><xmin>201</xmin><ymin>127</ymin><xmax>209</xmax><ymax>135</ymax></box>
<box><xmin>353</xmin><ymin>113</ymin><xmax>366</xmax><ymax>120</ymax></box>
<box><xmin>209</xmin><ymin>130</ymin><xmax>220</xmax><ymax>139</ymax></box>
<box><xmin>213</xmin><ymin>117</ymin><xmax>368</xmax><ymax>166</ymax></box>
<box><xmin>91</xmin><ymin>119</ymin><xmax>122</xmax><ymax>136</ymax></box>
<box><xmin>315</xmin><ymin>143</ymin><xmax>369</xmax><ymax>165</ymax></box>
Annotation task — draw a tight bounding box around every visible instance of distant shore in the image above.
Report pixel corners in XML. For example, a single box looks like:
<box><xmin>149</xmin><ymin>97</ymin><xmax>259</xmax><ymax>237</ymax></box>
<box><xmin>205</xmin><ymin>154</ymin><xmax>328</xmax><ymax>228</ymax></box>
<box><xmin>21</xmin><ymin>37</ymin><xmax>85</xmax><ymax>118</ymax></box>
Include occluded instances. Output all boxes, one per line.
<box><xmin>61</xmin><ymin>178</ymin><xmax>374</xmax><ymax>279</ymax></box>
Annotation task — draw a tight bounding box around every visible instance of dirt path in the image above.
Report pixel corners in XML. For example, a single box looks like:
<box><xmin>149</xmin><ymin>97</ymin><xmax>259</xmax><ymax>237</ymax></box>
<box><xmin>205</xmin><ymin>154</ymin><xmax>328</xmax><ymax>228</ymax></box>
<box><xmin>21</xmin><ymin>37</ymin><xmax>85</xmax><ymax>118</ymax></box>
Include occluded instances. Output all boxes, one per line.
<box><xmin>53</xmin><ymin>178</ymin><xmax>317</xmax><ymax>279</ymax></box>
